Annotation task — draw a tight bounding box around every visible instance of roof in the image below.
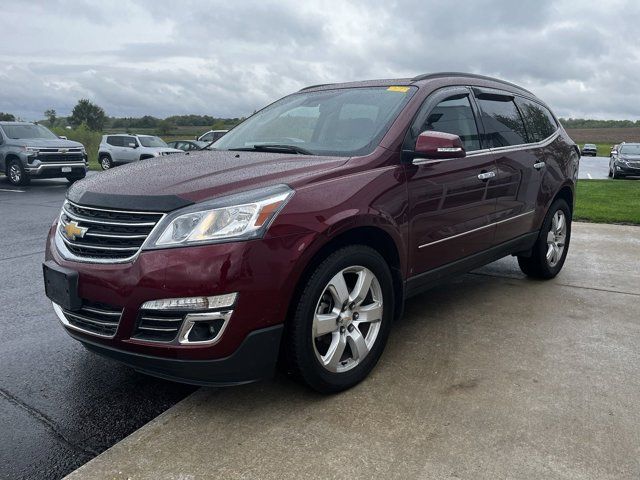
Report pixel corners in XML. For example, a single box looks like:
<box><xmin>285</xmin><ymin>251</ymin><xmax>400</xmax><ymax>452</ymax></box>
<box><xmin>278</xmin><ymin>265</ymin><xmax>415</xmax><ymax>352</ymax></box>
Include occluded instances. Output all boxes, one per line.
<box><xmin>0</xmin><ymin>121</ymin><xmax>35</xmax><ymax>125</ymax></box>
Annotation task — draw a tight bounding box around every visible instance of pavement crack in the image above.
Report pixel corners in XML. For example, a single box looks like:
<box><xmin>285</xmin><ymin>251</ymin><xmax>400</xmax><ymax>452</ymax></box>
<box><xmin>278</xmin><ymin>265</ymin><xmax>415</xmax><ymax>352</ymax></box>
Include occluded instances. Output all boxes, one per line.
<box><xmin>0</xmin><ymin>387</ymin><xmax>99</xmax><ymax>457</ymax></box>
<box><xmin>0</xmin><ymin>250</ymin><xmax>44</xmax><ymax>263</ymax></box>
<box><xmin>470</xmin><ymin>271</ymin><xmax>640</xmax><ymax>297</ymax></box>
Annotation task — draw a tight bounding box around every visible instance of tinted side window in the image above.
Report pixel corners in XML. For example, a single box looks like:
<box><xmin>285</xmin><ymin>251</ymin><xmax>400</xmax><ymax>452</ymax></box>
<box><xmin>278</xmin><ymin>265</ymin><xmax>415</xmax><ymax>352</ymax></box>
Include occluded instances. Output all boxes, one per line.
<box><xmin>476</xmin><ymin>96</ymin><xmax>527</xmax><ymax>147</ymax></box>
<box><xmin>201</xmin><ymin>133</ymin><xmax>213</xmax><ymax>142</ymax></box>
<box><xmin>124</xmin><ymin>136</ymin><xmax>137</xmax><ymax>147</ymax></box>
<box><xmin>422</xmin><ymin>95</ymin><xmax>481</xmax><ymax>151</ymax></box>
<box><xmin>212</xmin><ymin>132</ymin><xmax>225</xmax><ymax>141</ymax></box>
<box><xmin>107</xmin><ymin>136</ymin><xmax>123</xmax><ymax>146</ymax></box>
<box><xmin>516</xmin><ymin>98</ymin><xmax>557</xmax><ymax>142</ymax></box>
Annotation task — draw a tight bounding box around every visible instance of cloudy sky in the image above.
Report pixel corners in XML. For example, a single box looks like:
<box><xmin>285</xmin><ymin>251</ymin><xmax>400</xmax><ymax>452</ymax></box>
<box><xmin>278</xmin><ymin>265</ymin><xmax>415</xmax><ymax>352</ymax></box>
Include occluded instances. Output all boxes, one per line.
<box><xmin>3</xmin><ymin>0</ymin><xmax>640</xmax><ymax>121</ymax></box>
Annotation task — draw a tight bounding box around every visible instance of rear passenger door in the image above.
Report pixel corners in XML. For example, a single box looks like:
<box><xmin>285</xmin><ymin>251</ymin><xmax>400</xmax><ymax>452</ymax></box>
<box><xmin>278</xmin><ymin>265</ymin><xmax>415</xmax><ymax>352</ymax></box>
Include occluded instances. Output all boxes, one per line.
<box><xmin>473</xmin><ymin>89</ymin><xmax>542</xmax><ymax>244</ymax></box>
<box><xmin>406</xmin><ymin>87</ymin><xmax>498</xmax><ymax>276</ymax></box>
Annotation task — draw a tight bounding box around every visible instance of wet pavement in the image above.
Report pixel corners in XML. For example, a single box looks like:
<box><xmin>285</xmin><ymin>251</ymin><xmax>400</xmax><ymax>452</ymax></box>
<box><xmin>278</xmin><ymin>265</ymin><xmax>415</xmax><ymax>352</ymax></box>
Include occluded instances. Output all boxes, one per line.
<box><xmin>0</xmin><ymin>176</ymin><xmax>196</xmax><ymax>480</ymax></box>
<box><xmin>578</xmin><ymin>155</ymin><xmax>610</xmax><ymax>179</ymax></box>
<box><xmin>68</xmin><ymin>222</ymin><xmax>640</xmax><ymax>480</ymax></box>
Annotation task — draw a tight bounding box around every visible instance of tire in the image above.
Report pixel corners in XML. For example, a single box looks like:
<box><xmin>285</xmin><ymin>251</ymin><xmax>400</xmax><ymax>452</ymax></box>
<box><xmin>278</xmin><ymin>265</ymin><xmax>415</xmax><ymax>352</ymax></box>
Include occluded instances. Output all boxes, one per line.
<box><xmin>99</xmin><ymin>155</ymin><xmax>113</xmax><ymax>170</ymax></box>
<box><xmin>286</xmin><ymin>245</ymin><xmax>395</xmax><ymax>393</ymax></box>
<box><xmin>608</xmin><ymin>166</ymin><xmax>613</xmax><ymax>177</ymax></box>
<box><xmin>517</xmin><ymin>198</ymin><xmax>571</xmax><ymax>279</ymax></box>
<box><xmin>6</xmin><ymin>159</ymin><xmax>30</xmax><ymax>186</ymax></box>
<box><xmin>612</xmin><ymin>165</ymin><xmax>622</xmax><ymax>179</ymax></box>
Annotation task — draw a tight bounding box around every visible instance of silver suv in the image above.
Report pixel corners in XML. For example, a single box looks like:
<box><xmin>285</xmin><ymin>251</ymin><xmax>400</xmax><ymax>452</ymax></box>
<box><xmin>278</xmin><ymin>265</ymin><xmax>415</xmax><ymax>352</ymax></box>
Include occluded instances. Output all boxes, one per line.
<box><xmin>98</xmin><ymin>134</ymin><xmax>182</xmax><ymax>170</ymax></box>
<box><xmin>0</xmin><ymin>122</ymin><xmax>87</xmax><ymax>186</ymax></box>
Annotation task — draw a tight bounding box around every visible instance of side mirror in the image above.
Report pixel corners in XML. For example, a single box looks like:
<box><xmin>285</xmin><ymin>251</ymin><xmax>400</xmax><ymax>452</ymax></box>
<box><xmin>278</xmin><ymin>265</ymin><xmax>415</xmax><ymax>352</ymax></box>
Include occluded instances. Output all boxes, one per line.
<box><xmin>59</xmin><ymin>135</ymin><xmax>67</xmax><ymax>140</ymax></box>
<box><xmin>611</xmin><ymin>150</ymin><xmax>617</xmax><ymax>155</ymax></box>
<box><xmin>413</xmin><ymin>131</ymin><xmax>466</xmax><ymax>163</ymax></box>
<box><xmin>128</xmin><ymin>142</ymin><xmax>138</xmax><ymax>148</ymax></box>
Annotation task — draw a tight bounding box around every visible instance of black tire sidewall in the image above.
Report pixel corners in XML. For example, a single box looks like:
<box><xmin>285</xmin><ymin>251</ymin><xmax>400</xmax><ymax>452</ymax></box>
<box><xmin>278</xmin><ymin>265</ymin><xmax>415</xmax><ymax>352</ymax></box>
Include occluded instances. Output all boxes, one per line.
<box><xmin>289</xmin><ymin>246</ymin><xmax>395</xmax><ymax>393</ymax></box>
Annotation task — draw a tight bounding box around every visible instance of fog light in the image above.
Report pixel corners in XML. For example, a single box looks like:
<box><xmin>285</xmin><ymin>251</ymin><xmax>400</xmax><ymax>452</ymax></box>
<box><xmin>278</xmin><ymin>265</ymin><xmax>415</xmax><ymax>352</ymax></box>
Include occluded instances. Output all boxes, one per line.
<box><xmin>141</xmin><ymin>293</ymin><xmax>237</xmax><ymax>311</ymax></box>
<box><xmin>178</xmin><ymin>311</ymin><xmax>232</xmax><ymax>345</ymax></box>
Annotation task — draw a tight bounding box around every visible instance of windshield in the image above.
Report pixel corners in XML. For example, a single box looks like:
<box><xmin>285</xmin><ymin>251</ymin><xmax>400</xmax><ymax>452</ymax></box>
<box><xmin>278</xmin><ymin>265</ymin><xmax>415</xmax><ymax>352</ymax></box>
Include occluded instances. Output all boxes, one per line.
<box><xmin>214</xmin><ymin>86</ymin><xmax>416</xmax><ymax>156</ymax></box>
<box><xmin>2</xmin><ymin>124</ymin><xmax>58</xmax><ymax>140</ymax></box>
<box><xmin>620</xmin><ymin>144</ymin><xmax>640</xmax><ymax>155</ymax></box>
<box><xmin>139</xmin><ymin>136</ymin><xmax>167</xmax><ymax>147</ymax></box>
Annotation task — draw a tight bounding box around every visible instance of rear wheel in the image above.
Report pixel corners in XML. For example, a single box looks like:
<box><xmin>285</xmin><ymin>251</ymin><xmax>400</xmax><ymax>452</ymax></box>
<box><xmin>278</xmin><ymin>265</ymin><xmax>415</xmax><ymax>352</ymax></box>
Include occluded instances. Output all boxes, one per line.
<box><xmin>517</xmin><ymin>198</ymin><xmax>571</xmax><ymax>279</ymax></box>
<box><xmin>287</xmin><ymin>245</ymin><xmax>394</xmax><ymax>393</ymax></box>
<box><xmin>7</xmin><ymin>159</ymin><xmax>30</xmax><ymax>186</ymax></box>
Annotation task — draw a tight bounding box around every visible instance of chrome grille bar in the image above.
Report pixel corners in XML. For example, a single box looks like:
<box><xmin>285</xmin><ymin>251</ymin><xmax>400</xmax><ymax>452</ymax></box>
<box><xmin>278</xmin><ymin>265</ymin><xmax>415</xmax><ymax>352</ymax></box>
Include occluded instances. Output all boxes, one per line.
<box><xmin>57</xmin><ymin>200</ymin><xmax>165</xmax><ymax>262</ymax></box>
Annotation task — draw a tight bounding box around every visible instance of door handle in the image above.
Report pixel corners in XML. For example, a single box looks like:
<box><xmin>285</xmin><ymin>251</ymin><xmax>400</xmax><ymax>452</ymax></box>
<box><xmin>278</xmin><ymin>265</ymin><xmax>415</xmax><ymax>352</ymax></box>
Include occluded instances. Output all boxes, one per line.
<box><xmin>477</xmin><ymin>171</ymin><xmax>496</xmax><ymax>181</ymax></box>
<box><xmin>533</xmin><ymin>161</ymin><xmax>546</xmax><ymax>170</ymax></box>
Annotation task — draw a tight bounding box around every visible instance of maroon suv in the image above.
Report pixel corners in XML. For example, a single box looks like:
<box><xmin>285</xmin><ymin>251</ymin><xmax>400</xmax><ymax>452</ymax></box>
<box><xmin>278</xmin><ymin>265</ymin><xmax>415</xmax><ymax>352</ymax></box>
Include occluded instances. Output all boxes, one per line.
<box><xmin>43</xmin><ymin>73</ymin><xmax>579</xmax><ymax>393</ymax></box>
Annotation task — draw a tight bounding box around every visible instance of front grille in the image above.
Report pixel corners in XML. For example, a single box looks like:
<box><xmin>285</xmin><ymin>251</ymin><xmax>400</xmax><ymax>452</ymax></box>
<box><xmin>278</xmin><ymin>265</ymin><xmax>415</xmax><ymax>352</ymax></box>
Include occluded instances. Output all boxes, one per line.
<box><xmin>60</xmin><ymin>301</ymin><xmax>123</xmax><ymax>337</ymax></box>
<box><xmin>132</xmin><ymin>311</ymin><xmax>186</xmax><ymax>342</ymax></box>
<box><xmin>37</xmin><ymin>153</ymin><xmax>84</xmax><ymax>163</ymax></box>
<box><xmin>58</xmin><ymin>201</ymin><xmax>164</xmax><ymax>261</ymax></box>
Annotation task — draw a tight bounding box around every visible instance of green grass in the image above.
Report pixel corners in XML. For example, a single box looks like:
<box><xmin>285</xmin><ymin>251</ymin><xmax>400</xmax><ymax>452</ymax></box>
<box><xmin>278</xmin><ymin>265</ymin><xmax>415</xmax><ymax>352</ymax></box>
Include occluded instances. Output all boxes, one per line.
<box><xmin>575</xmin><ymin>179</ymin><xmax>640</xmax><ymax>224</ymax></box>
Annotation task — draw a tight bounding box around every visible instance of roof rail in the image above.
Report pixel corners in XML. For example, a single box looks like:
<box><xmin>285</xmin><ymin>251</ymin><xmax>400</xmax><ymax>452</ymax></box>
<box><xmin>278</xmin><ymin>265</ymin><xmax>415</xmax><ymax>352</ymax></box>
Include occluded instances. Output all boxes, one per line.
<box><xmin>298</xmin><ymin>83</ymin><xmax>332</xmax><ymax>92</ymax></box>
<box><xmin>411</xmin><ymin>72</ymin><xmax>533</xmax><ymax>95</ymax></box>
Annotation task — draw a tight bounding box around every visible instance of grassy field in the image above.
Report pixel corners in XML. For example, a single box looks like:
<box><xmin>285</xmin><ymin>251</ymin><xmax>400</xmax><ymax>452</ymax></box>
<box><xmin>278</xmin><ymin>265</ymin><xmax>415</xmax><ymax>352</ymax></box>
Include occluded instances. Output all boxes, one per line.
<box><xmin>565</xmin><ymin>126</ymin><xmax>640</xmax><ymax>157</ymax></box>
<box><xmin>575</xmin><ymin>179</ymin><xmax>640</xmax><ymax>225</ymax></box>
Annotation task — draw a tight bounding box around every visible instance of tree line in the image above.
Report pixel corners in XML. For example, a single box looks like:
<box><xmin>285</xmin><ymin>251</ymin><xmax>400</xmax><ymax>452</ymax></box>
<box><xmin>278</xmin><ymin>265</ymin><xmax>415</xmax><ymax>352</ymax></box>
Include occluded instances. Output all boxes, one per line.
<box><xmin>0</xmin><ymin>99</ymin><xmax>242</xmax><ymax>134</ymax></box>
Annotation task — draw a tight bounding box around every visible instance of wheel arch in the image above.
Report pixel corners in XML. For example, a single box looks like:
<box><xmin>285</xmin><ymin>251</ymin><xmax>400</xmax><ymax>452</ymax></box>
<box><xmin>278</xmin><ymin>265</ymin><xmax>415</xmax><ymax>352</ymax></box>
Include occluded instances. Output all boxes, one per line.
<box><xmin>4</xmin><ymin>153</ymin><xmax>21</xmax><ymax>174</ymax></box>
<box><xmin>552</xmin><ymin>183</ymin><xmax>575</xmax><ymax>214</ymax></box>
<box><xmin>284</xmin><ymin>224</ymin><xmax>406</xmax><ymax>335</ymax></box>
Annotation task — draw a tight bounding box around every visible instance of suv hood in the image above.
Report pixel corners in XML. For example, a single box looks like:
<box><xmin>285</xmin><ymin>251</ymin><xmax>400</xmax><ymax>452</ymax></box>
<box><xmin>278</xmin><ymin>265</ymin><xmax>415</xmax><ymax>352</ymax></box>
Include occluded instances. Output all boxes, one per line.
<box><xmin>620</xmin><ymin>154</ymin><xmax>640</xmax><ymax>161</ymax></box>
<box><xmin>68</xmin><ymin>150</ymin><xmax>350</xmax><ymax>211</ymax></box>
<box><xmin>17</xmin><ymin>138</ymin><xmax>83</xmax><ymax>148</ymax></box>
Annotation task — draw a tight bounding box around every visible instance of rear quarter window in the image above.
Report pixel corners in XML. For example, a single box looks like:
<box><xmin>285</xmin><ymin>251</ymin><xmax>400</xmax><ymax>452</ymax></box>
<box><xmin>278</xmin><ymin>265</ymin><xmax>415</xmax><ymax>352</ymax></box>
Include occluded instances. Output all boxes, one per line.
<box><xmin>106</xmin><ymin>136</ymin><xmax>123</xmax><ymax>147</ymax></box>
<box><xmin>476</xmin><ymin>95</ymin><xmax>527</xmax><ymax>147</ymax></box>
<box><xmin>516</xmin><ymin>98</ymin><xmax>558</xmax><ymax>142</ymax></box>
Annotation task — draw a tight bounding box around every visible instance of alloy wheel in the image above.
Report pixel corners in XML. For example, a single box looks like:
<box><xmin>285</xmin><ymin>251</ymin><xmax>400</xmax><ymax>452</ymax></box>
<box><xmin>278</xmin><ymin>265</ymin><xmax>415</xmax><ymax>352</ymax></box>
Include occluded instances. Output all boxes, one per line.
<box><xmin>546</xmin><ymin>210</ymin><xmax>567</xmax><ymax>267</ymax></box>
<box><xmin>312</xmin><ymin>266</ymin><xmax>383</xmax><ymax>373</ymax></box>
<box><xmin>101</xmin><ymin>157</ymin><xmax>111</xmax><ymax>169</ymax></box>
<box><xmin>9</xmin><ymin>164</ymin><xmax>21</xmax><ymax>183</ymax></box>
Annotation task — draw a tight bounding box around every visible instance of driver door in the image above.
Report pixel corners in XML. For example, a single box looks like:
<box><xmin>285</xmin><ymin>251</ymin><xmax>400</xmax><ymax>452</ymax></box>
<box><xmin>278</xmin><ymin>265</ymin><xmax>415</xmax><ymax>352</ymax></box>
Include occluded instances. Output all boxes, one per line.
<box><xmin>405</xmin><ymin>87</ymin><xmax>498</xmax><ymax>277</ymax></box>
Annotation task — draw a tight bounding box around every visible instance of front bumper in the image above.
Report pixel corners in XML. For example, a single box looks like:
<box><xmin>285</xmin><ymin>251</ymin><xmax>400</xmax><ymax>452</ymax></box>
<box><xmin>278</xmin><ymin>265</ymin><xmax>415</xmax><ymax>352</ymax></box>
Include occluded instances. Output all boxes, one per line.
<box><xmin>26</xmin><ymin>162</ymin><xmax>87</xmax><ymax>177</ymax></box>
<box><xmin>45</xmin><ymin>221</ymin><xmax>314</xmax><ymax>383</ymax></box>
<box><xmin>616</xmin><ymin>163</ymin><xmax>640</xmax><ymax>175</ymax></box>
<box><xmin>69</xmin><ymin>324</ymin><xmax>284</xmax><ymax>386</ymax></box>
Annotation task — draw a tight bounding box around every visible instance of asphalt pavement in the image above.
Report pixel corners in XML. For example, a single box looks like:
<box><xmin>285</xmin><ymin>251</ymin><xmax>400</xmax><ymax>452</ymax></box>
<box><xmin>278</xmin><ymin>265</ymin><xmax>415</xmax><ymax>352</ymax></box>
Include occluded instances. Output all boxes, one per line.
<box><xmin>0</xmin><ymin>175</ymin><xmax>196</xmax><ymax>480</ymax></box>
<box><xmin>578</xmin><ymin>155</ymin><xmax>610</xmax><ymax>179</ymax></box>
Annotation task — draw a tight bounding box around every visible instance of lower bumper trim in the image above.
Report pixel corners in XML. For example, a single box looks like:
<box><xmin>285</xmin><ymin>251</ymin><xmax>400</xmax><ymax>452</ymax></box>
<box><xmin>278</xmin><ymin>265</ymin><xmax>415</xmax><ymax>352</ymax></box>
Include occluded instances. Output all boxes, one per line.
<box><xmin>68</xmin><ymin>324</ymin><xmax>284</xmax><ymax>386</ymax></box>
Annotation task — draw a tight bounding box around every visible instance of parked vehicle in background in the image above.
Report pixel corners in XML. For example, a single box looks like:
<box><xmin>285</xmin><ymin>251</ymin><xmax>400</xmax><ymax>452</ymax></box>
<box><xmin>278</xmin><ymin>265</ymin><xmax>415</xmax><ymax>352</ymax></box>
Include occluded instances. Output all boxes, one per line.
<box><xmin>610</xmin><ymin>144</ymin><xmax>619</xmax><ymax>157</ymax></box>
<box><xmin>581</xmin><ymin>143</ymin><xmax>597</xmax><ymax>156</ymax></box>
<box><xmin>197</xmin><ymin>129</ymin><xmax>228</xmax><ymax>143</ymax></box>
<box><xmin>98</xmin><ymin>134</ymin><xmax>183</xmax><ymax>170</ymax></box>
<box><xmin>43</xmin><ymin>72</ymin><xmax>578</xmax><ymax>393</ymax></box>
<box><xmin>166</xmin><ymin>140</ymin><xmax>211</xmax><ymax>152</ymax></box>
<box><xmin>609</xmin><ymin>142</ymin><xmax>640</xmax><ymax>179</ymax></box>
<box><xmin>0</xmin><ymin>121</ymin><xmax>87</xmax><ymax>186</ymax></box>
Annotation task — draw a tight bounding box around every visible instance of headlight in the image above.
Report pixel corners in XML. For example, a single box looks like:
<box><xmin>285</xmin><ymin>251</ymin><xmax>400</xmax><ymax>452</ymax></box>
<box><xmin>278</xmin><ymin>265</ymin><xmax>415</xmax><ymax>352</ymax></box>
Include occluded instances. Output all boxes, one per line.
<box><xmin>23</xmin><ymin>146</ymin><xmax>39</xmax><ymax>154</ymax></box>
<box><xmin>144</xmin><ymin>184</ymin><xmax>293</xmax><ymax>249</ymax></box>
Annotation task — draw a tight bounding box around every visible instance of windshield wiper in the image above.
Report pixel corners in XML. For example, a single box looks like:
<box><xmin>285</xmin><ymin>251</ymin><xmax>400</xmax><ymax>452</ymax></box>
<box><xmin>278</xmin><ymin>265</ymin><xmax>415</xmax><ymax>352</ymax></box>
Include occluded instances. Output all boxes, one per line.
<box><xmin>228</xmin><ymin>144</ymin><xmax>313</xmax><ymax>155</ymax></box>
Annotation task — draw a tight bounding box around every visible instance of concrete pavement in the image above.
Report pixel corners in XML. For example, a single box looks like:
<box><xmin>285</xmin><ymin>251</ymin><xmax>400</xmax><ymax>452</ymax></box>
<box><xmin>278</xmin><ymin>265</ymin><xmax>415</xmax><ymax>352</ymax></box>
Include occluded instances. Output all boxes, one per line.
<box><xmin>67</xmin><ymin>222</ymin><xmax>640</xmax><ymax>480</ymax></box>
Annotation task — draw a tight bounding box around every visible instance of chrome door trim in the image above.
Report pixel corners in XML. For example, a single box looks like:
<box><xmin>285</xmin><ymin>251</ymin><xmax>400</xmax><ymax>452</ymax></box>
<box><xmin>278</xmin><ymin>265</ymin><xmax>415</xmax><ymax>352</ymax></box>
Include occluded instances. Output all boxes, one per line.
<box><xmin>417</xmin><ymin>210</ymin><xmax>535</xmax><ymax>249</ymax></box>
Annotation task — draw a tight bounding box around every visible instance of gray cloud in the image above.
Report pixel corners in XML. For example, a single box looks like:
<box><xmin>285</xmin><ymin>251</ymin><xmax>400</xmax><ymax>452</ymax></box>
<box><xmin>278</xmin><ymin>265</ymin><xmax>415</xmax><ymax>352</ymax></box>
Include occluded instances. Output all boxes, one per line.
<box><xmin>3</xmin><ymin>0</ymin><xmax>640</xmax><ymax>120</ymax></box>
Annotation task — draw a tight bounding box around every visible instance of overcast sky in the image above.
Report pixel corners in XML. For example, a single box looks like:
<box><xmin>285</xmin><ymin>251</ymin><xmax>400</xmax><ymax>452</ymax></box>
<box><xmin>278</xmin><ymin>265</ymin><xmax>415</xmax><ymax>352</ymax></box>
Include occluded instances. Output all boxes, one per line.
<box><xmin>3</xmin><ymin>0</ymin><xmax>640</xmax><ymax>121</ymax></box>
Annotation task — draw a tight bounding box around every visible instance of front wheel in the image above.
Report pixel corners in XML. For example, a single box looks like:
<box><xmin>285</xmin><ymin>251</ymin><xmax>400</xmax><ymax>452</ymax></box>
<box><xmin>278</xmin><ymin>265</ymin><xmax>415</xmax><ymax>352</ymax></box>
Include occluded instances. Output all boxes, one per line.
<box><xmin>518</xmin><ymin>198</ymin><xmax>571</xmax><ymax>279</ymax></box>
<box><xmin>7</xmin><ymin>159</ymin><xmax>30</xmax><ymax>186</ymax></box>
<box><xmin>286</xmin><ymin>245</ymin><xmax>394</xmax><ymax>393</ymax></box>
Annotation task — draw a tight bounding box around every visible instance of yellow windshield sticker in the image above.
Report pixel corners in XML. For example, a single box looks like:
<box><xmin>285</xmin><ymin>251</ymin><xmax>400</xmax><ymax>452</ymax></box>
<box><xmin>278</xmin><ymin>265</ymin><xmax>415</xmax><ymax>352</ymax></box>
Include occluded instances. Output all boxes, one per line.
<box><xmin>387</xmin><ymin>86</ymin><xmax>410</xmax><ymax>92</ymax></box>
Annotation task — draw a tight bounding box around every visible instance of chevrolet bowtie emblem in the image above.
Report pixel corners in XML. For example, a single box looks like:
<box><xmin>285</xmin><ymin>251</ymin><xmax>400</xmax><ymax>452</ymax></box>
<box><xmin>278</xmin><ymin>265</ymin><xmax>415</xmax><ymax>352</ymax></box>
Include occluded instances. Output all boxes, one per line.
<box><xmin>60</xmin><ymin>148</ymin><xmax>68</xmax><ymax>154</ymax></box>
<box><xmin>62</xmin><ymin>221</ymin><xmax>88</xmax><ymax>241</ymax></box>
